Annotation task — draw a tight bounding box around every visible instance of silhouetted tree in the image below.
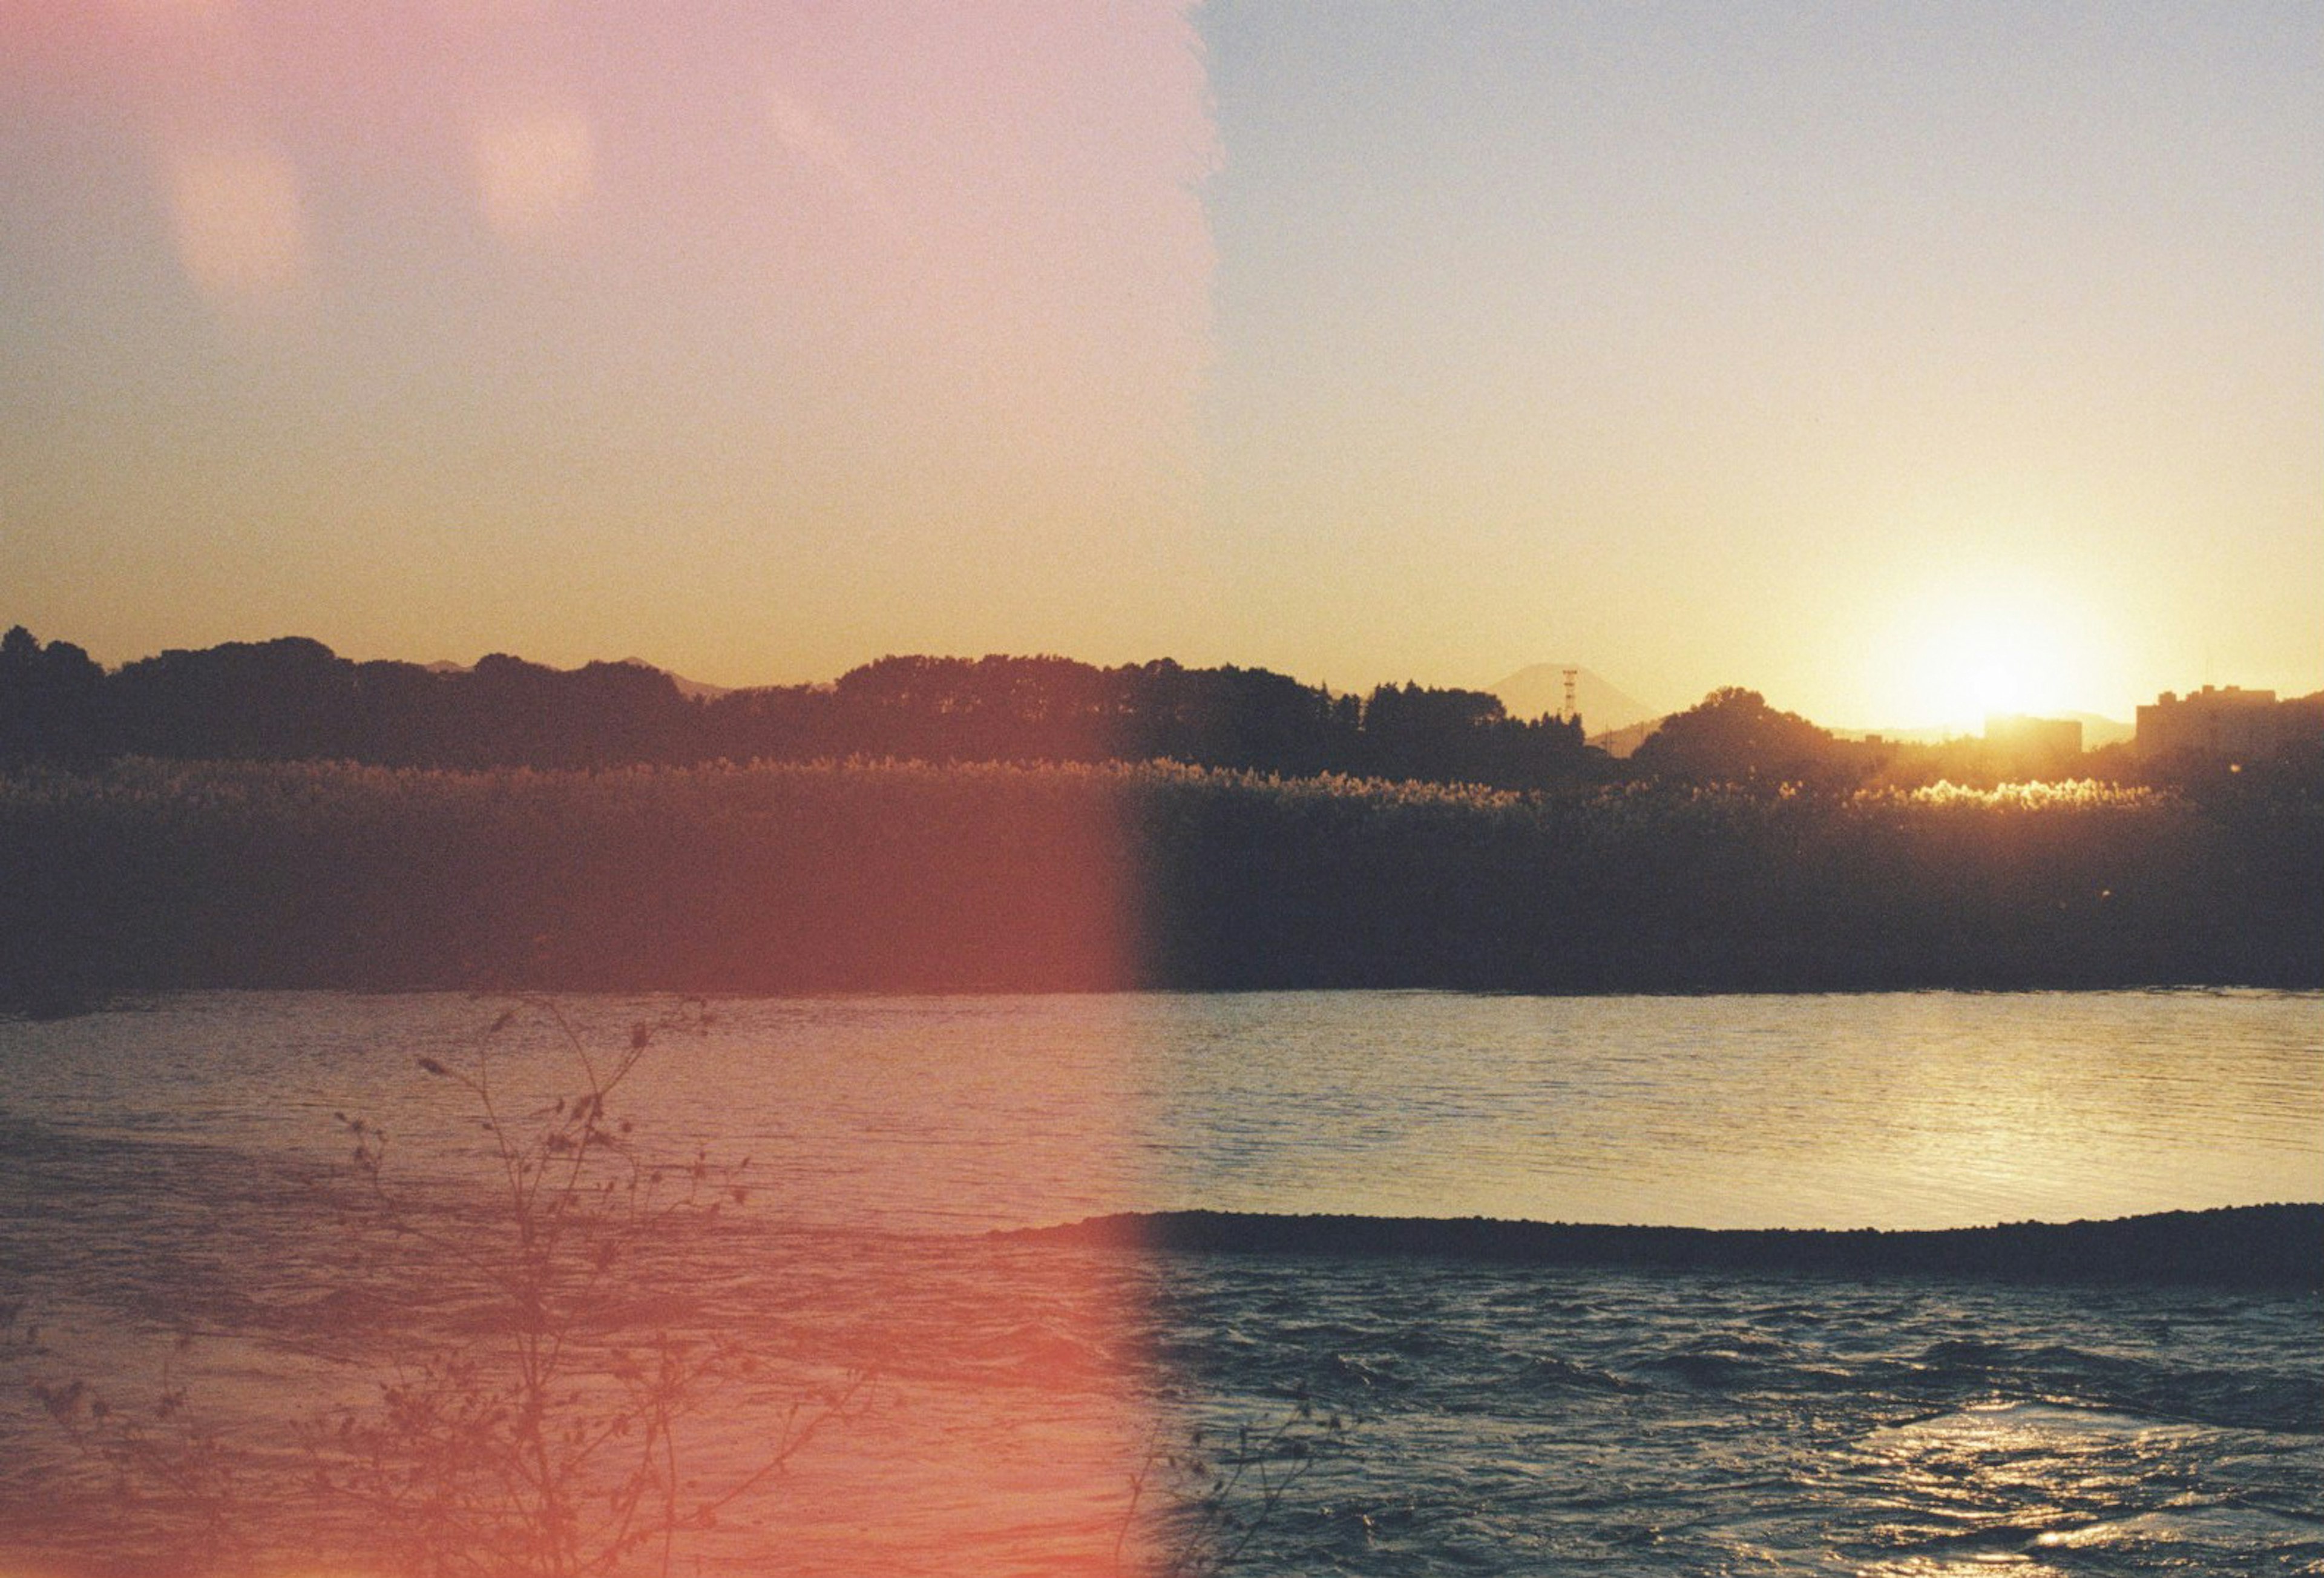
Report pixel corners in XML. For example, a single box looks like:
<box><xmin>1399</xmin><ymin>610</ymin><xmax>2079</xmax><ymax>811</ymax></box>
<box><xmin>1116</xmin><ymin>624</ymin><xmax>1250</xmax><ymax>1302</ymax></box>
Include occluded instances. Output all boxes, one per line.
<box><xmin>0</xmin><ymin>626</ymin><xmax>104</xmax><ymax>763</ymax></box>
<box><xmin>1362</xmin><ymin>683</ymin><xmax>1477</xmax><ymax>780</ymax></box>
<box><xmin>1632</xmin><ymin>687</ymin><xmax>1860</xmax><ymax>789</ymax></box>
<box><xmin>105</xmin><ymin>637</ymin><xmax>361</xmax><ymax>761</ymax></box>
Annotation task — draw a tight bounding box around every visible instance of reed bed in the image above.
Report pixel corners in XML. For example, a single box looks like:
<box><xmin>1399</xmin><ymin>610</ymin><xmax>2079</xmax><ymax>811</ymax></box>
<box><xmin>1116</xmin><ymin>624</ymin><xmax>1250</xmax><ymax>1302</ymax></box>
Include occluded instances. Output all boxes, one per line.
<box><xmin>2</xmin><ymin>757</ymin><xmax>2314</xmax><ymax>1005</ymax></box>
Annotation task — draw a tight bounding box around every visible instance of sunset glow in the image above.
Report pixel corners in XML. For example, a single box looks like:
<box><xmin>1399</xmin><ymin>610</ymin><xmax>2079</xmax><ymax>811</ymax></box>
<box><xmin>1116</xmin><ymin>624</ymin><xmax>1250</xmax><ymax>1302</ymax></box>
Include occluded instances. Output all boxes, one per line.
<box><xmin>3</xmin><ymin>10</ymin><xmax>2319</xmax><ymax>1574</ymax></box>
<box><xmin>2</xmin><ymin>2</ymin><xmax>2314</xmax><ymax>722</ymax></box>
<box><xmin>1885</xmin><ymin>582</ymin><xmax>2106</xmax><ymax>734</ymax></box>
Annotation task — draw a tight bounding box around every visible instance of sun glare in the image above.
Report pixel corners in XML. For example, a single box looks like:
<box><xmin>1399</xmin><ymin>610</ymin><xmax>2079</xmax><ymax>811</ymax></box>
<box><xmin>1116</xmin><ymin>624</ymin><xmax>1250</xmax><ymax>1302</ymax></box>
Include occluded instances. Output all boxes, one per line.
<box><xmin>1884</xmin><ymin>582</ymin><xmax>2098</xmax><ymax>734</ymax></box>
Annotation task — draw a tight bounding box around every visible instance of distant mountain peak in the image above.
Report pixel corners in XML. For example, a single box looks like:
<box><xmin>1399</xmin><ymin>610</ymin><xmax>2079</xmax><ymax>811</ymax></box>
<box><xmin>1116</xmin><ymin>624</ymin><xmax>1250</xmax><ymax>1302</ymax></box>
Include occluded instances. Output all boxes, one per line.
<box><xmin>617</xmin><ymin>659</ymin><xmax>730</xmax><ymax>700</ymax></box>
<box><xmin>1486</xmin><ymin>664</ymin><xmax>1655</xmax><ymax>734</ymax></box>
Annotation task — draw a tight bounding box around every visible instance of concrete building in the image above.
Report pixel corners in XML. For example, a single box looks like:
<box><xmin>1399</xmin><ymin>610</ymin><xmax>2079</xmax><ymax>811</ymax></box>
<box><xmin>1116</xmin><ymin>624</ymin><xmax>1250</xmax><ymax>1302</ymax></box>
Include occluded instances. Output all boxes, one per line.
<box><xmin>2135</xmin><ymin>686</ymin><xmax>2283</xmax><ymax>761</ymax></box>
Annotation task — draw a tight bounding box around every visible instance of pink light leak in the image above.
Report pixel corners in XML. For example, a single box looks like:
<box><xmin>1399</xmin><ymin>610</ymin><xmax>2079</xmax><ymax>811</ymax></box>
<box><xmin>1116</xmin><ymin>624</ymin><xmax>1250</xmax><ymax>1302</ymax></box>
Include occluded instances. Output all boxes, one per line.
<box><xmin>0</xmin><ymin>5</ymin><xmax>1219</xmax><ymax>1566</ymax></box>
<box><xmin>4</xmin><ymin>1</ymin><xmax>1218</xmax><ymax>476</ymax></box>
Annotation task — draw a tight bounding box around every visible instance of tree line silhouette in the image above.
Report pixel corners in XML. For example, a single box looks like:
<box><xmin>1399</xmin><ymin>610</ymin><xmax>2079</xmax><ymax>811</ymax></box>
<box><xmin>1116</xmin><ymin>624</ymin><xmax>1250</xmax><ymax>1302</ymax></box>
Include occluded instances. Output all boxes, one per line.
<box><xmin>7</xmin><ymin>625</ymin><xmax>2321</xmax><ymax>1007</ymax></box>
<box><xmin>0</xmin><ymin>628</ymin><xmax>1589</xmax><ymax>789</ymax></box>
<box><xmin>10</xmin><ymin>625</ymin><xmax>2320</xmax><ymax>801</ymax></box>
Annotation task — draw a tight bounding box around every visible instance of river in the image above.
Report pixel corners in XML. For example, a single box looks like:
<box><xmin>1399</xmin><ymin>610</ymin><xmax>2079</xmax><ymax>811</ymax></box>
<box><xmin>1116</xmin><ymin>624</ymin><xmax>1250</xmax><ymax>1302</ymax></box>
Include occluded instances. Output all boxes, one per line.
<box><xmin>1</xmin><ymin>989</ymin><xmax>2317</xmax><ymax>1574</ymax></box>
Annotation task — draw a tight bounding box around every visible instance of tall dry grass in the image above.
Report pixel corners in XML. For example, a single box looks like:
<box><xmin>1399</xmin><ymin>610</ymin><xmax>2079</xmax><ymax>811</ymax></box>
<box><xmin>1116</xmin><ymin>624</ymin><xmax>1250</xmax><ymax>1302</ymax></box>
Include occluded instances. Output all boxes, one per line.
<box><xmin>1</xmin><ymin>756</ymin><xmax>2315</xmax><ymax>1003</ymax></box>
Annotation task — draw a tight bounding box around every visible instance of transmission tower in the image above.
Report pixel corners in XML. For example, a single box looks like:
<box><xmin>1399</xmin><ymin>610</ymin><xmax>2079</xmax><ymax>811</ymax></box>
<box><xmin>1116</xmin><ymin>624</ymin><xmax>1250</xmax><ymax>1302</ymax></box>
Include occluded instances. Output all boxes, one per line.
<box><xmin>1561</xmin><ymin>666</ymin><xmax>1579</xmax><ymax>723</ymax></box>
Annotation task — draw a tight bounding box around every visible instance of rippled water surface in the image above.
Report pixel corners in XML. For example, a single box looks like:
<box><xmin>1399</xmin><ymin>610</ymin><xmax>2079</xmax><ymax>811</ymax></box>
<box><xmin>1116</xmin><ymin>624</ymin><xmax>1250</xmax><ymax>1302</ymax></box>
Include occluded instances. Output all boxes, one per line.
<box><xmin>0</xmin><ymin>989</ymin><xmax>2317</xmax><ymax>1574</ymax></box>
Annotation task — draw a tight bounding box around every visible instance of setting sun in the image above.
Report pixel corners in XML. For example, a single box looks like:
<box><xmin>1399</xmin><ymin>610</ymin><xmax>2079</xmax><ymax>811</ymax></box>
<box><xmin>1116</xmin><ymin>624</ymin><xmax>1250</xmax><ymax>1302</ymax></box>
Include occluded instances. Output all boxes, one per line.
<box><xmin>1882</xmin><ymin>582</ymin><xmax>2106</xmax><ymax>734</ymax></box>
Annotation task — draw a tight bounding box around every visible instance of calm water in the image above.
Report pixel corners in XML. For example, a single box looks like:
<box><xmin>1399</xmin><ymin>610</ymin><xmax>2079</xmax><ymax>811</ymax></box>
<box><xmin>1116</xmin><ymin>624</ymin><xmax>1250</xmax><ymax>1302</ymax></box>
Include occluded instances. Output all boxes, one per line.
<box><xmin>4</xmin><ymin>988</ymin><xmax>2318</xmax><ymax>1231</ymax></box>
<box><xmin>1</xmin><ymin>989</ymin><xmax>2318</xmax><ymax>1574</ymax></box>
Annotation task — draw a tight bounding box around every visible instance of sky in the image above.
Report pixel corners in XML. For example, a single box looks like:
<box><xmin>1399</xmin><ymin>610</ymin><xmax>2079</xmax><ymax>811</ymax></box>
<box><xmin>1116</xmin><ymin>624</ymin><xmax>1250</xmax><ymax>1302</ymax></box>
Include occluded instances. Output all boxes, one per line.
<box><xmin>2</xmin><ymin>1</ymin><xmax>2317</xmax><ymax>731</ymax></box>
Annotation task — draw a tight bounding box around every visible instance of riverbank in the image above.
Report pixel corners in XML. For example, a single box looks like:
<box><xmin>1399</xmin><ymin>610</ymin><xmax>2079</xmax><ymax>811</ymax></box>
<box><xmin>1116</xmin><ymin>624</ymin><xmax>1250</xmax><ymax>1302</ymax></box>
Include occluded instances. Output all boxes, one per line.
<box><xmin>1008</xmin><ymin>1204</ymin><xmax>2324</xmax><ymax>1290</ymax></box>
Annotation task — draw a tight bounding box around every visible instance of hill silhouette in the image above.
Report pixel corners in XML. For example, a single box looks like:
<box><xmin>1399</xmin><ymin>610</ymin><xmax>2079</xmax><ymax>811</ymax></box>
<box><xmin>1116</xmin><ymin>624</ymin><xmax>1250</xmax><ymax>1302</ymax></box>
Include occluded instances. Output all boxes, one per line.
<box><xmin>2065</xmin><ymin>711</ymin><xmax>2135</xmax><ymax>749</ymax></box>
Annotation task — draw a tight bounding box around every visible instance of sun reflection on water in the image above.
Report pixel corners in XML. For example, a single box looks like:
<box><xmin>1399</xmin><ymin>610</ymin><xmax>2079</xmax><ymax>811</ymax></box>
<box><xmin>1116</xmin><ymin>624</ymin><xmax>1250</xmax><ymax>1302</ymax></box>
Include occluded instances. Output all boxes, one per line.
<box><xmin>1852</xmin><ymin>1399</ymin><xmax>2251</xmax><ymax>1571</ymax></box>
